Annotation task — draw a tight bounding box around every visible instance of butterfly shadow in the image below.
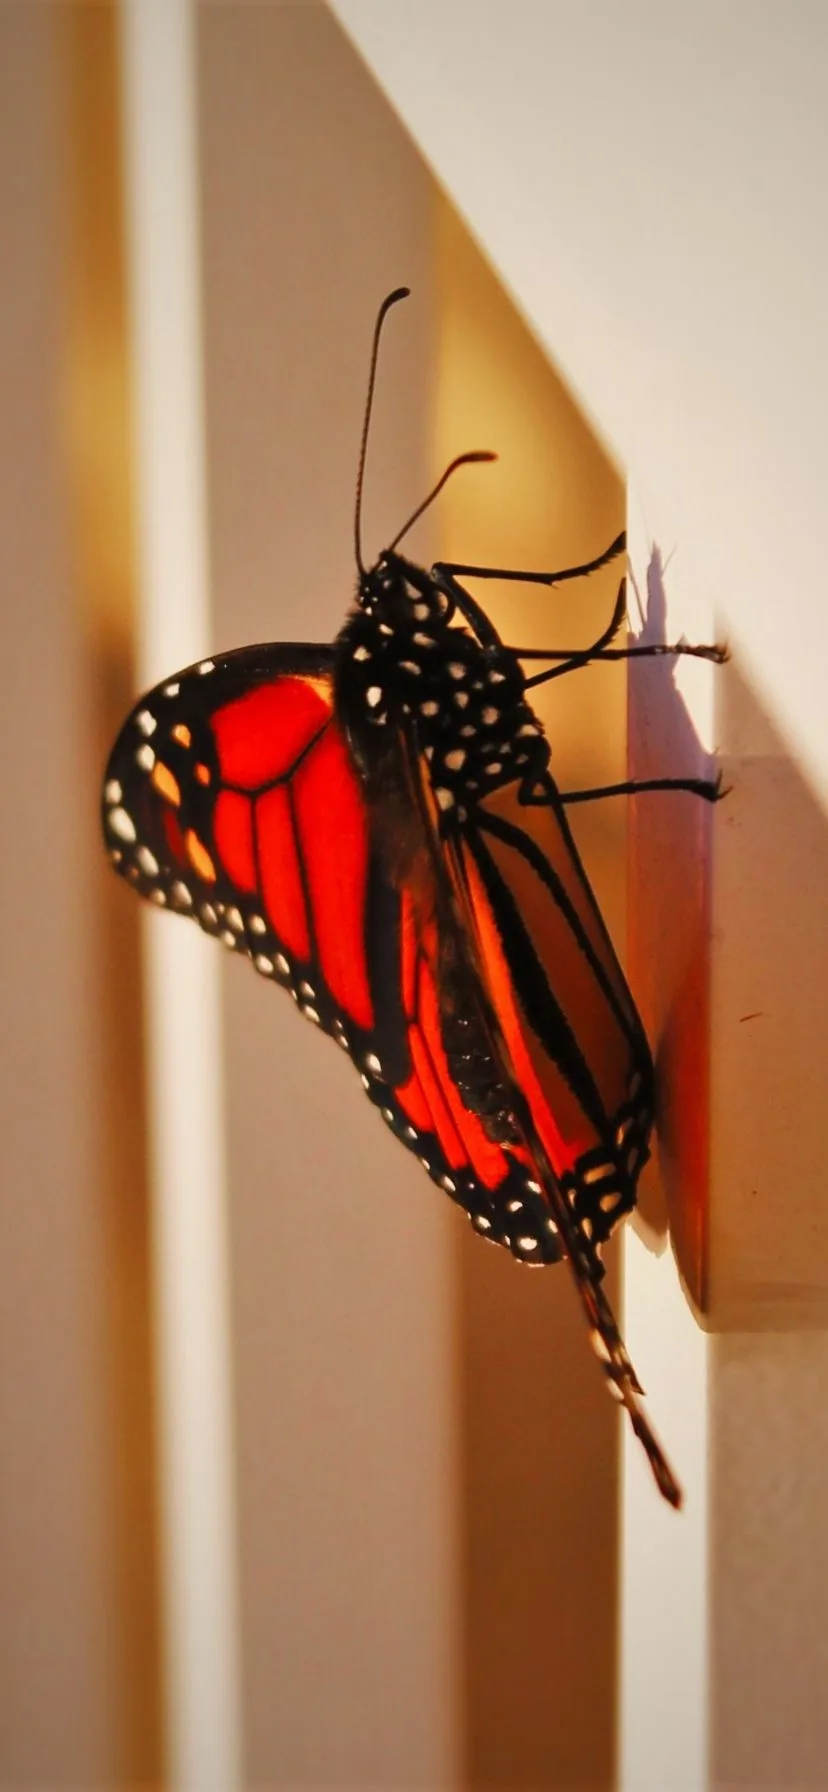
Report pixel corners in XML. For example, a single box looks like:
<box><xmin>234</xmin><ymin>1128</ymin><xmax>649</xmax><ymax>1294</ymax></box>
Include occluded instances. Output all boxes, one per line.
<box><xmin>626</xmin><ymin>546</ymin><xmax>715</xmax><ymax>1308</ymax></box>
<box><xmin>628</xmin><ymin>546</ymin><xmax>828</xmax><ymax>1332</ymax></box>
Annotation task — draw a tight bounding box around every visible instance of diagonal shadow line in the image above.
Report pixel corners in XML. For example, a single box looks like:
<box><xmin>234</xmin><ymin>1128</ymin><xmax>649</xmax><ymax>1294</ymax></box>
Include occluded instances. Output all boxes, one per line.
<box><xmin>628</xmin><ymin>544</ymin><xmax>828</xmax><ymax>1331</ymax></box>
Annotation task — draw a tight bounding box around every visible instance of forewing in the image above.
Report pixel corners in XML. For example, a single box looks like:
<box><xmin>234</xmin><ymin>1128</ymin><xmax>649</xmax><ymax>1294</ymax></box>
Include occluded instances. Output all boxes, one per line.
<box><xmin>102</xmin><ymin>643</ymin><xmax>382</xmax><ymax>1029</ymax></box>
<box><xmin>101</xmin><ymin>644</ymin><xmax>559</xmax><ymax>1252</ymax></box>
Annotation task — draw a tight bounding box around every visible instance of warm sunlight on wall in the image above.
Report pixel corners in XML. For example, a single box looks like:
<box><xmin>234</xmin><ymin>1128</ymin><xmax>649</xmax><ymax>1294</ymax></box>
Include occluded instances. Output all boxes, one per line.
<box><xmin>63</xmin><ymin>5</ymin><xmax>162</xmax><ymax>1784</ymax></box>
<box><xmin>435</xmin><ymin>196</ymin><xmax>628</xmax><ymax>1792</ymax></box>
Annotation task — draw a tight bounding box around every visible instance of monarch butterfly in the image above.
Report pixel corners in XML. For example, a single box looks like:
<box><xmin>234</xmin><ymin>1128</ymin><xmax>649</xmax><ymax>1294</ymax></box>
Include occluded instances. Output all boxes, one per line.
<box><xmin>102</xmin><ymin>288</ymin><xmax>723</xmax><ymax>1507</ymax></box>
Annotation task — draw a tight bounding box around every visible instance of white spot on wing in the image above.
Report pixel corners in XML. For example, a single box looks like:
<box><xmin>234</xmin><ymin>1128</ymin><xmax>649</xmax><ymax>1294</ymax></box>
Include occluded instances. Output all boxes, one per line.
<box><xmin>198</xmin><ymin>660</ymin><xmax>215</xmax><ymax>675</ymax></box>
<box><xmin>109</xmin><ymin>807</ymin><xmax>137</xmax><ymax>843</ymax></box>
<box><xmin>136</xmin><ymin>744</ymin><xmax>155</xmax><ymax>771</ymax></box>
<box><xmin>137</xmin><ymin>846</ymin><xmax>159</xmax><ymax>876</ymax></box>
<box><xmin>105</xmin><ymin>779</ymin><xmax>122</xmax><ymax>803</ymax></box>
<box><xmin>136</xmin><ymin>710</ymin><xmax>156</xmax><ymax>737</ymax></box>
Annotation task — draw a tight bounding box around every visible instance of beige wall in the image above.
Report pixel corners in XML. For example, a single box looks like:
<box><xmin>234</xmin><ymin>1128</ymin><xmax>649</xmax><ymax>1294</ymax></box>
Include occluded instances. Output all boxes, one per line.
<box><xmin>198</xmin><ymin>9</ymin><xmax>458</xmax><ymax>1789</ymax></box>
<box><xmin>328</xmin><ymin>6</ymin><xmax>828</xmax><ymax>1788</ymax></box>
<box><xmin>1</xmin><ymin>5</ymin><xmax>630</xmax><ymax>1787</ymax></box>
<box><xmin>0</xmin><ymin>7</ymin><xmax>160</xmax><ymax>1788</ymax></box>
<box><xmin>436</xmin><ymin>203</ymin><xmax>625</xmax><ymax>1792</ymax></box>
<box><xmin>200</xmin><ymin>8</ymin><xmax>627</xmax><ymax>1787</ymax></box>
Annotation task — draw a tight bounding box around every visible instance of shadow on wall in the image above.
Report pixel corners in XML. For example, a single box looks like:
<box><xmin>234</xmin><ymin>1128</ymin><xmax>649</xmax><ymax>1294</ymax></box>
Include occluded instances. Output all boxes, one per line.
<box><xmin>628</xmin><ymin>548</ymin><xmax>828</xmax><ymax>1333</ymax></box>
<box><xmin>626</xmin><ymin>547</ymin><xmax>716</xmax><ymax>1309</ymax></box>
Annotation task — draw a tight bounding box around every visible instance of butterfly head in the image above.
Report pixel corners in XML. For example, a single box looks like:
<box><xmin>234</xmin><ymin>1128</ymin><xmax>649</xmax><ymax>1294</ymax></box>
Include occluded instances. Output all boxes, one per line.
<box><xmin>358</xmin><ymin>549</ymin><xmax>453</xmax><ymax>634</ymax></box>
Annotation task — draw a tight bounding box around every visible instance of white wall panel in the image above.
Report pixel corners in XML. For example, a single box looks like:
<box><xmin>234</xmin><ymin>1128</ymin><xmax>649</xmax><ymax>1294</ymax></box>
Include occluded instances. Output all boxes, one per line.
<box><xmin>327</xmin><ymin>6</ymin><xmax>828</xmax><ymax>1788</ymax></box>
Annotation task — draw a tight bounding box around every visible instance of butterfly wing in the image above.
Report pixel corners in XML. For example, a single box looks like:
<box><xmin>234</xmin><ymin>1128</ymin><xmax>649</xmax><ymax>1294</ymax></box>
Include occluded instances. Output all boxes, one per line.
<box><xmin>103</xmin><ymin>636</ymin><xmax>679</xmax><ymax>1499</ymax></box>
<box><xmin>401</xmin><ymin>737</ymin><xmax>680</xmax><ymax>1507</ymax></box>
<box><xmin>460</xmin><ymin>772</ymin><xmax>655</xmax><ymax>1238</ymax></box>
<box><xmin>101</xmin><ymin>643</ymin><xmax>560</xmax><ymax>1251</ymax></box>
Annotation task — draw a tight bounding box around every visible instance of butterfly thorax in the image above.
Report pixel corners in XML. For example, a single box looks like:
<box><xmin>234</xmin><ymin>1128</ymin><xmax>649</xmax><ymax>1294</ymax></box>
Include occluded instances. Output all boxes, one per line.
<box><xmin>333</xmin><ymin>550</ymin><xmax>551</xmax><ymax>828</ymax></box>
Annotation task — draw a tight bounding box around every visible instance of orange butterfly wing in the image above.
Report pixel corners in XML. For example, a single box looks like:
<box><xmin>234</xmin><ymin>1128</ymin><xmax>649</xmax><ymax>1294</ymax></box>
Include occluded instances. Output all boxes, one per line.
<box><xmin>102</xmin><ymin>643</ymin><xmax>565</xmax><ymax>1261</ymax></box>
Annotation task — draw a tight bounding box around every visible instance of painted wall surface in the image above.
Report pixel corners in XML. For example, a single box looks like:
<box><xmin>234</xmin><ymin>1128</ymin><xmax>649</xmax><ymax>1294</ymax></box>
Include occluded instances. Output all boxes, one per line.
<box><xmin>436</xmin><ymin>199</ymin><xmax>625</xmax><ymax>1791</ymax></box>
<box><xmin>197</xmin><ymin>10</ymin><xmax>458</xmax><ymax>1787</ymax></box>
<box><xmin>6</xmin><ymin>2</ymin><xmax>825</xmax><ymax>1784</ymax></box>
<box><xmin>198</xmin><ymin>8</ymin><xmax>628</xmax><ymax>1786</ymax></box>
<box><xmin>327</xmin><ymin>4</ymin><xmax>828</xmax><ymax>1789</ymax></box>
<box><xmin>0</xmin><ymin>8</ymin><xmax>160</xmax><ymax>1786</ymax></box>
<box><xmin>328</xmin><ymin>0</ymin><xmax>828</xmax><ymax>791</ymax></box>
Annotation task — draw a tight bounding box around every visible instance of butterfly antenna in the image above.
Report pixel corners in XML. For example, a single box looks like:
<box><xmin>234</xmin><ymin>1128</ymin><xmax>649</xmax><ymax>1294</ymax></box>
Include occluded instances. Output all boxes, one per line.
<box><xmin>387</xmin><ymin>450</ymin><xmax>498</xmax><ymax>554</ymax></box>
<box><xmin>355</xmin><ymin>286</ymin><xmax>411</xmax><ymax>577</ymax></box>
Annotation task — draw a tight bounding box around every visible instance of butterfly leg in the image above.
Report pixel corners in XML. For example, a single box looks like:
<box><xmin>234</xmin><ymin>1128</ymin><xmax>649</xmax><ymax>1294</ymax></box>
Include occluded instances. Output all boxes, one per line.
<box><xmin>555</xmin><ymin>773</ymin><xmax>725</xmax><ymax>805</ymax></box>
<box><xmin>433</xmin><ymin>529</ymin><xmax>626</xmax><ymax>590</ymax></box>
<box><xmin>522</xmin><ymin>638</ymin><xmax>727</xmax><ymax>689</ymax></box>
<box><xmin>435</xmin><ymin>564</ymin><xmax>628</xmax><ymax>658</ymax></box>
